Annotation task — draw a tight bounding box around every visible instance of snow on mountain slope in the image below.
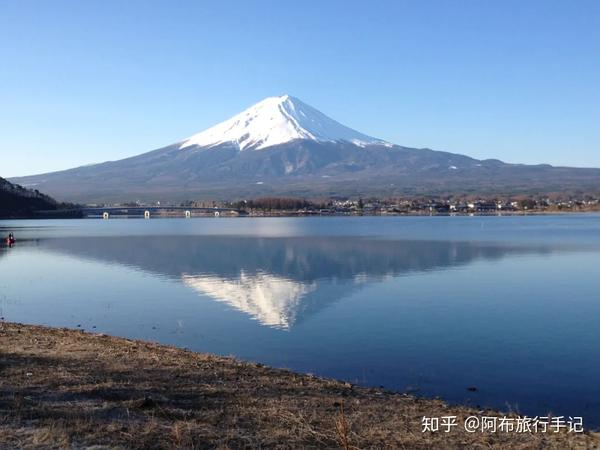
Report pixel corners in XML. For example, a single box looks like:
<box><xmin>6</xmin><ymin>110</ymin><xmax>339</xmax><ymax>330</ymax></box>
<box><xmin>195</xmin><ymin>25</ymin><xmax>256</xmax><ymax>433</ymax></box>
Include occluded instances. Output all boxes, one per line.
<box><xmin>180</xmin><ymin>95</ymin><xmax>390</xmax><ymax>151</ymax></box>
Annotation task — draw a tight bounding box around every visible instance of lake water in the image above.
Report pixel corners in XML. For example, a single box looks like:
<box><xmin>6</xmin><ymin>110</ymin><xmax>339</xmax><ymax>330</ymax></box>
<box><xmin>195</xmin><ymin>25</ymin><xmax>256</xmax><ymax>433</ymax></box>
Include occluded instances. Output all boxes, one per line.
<box><xmin>2</xmin><ymin>215</ymin><xmax>600</xmax><ymax>426</ymax></box>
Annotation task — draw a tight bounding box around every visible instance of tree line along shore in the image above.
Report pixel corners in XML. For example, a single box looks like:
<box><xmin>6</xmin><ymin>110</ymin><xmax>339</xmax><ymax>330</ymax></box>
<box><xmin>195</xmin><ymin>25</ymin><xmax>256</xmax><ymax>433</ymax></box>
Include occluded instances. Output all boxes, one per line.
<box><xmin>1</xmin><ymin>321</ymin><xmax>598</xmax><ymax>449</ymax></box>
<box><xmin>83</xmin><ymin>195</ymin><xmax>600</xmax><ymax>218</ymax></box>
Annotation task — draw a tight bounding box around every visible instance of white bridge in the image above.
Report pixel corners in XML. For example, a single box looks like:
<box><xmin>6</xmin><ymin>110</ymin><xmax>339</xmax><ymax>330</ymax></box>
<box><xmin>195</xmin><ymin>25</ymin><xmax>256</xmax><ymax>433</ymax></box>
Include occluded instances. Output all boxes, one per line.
<box><xmin>80</xmin><ymin>206</ymin><xmax>243</xmax><ymax>219</ymax></box>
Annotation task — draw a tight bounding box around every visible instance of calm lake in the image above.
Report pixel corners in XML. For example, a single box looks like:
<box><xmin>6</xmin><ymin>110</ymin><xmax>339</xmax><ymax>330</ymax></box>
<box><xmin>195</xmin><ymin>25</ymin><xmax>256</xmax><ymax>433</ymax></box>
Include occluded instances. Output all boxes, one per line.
<box><xmin>2</xmin><ymin>215</ymin><xmax>600</xmax><ymax>426</ymax></box>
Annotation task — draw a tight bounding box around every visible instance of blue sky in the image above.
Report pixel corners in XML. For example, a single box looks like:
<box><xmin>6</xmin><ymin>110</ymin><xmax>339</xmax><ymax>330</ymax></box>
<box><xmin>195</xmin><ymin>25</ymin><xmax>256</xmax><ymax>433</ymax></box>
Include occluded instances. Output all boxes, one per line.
<box><xmin>1</xmin><ymin>0</ymin><xmax>599</xmax><ymax>176</ymax></box>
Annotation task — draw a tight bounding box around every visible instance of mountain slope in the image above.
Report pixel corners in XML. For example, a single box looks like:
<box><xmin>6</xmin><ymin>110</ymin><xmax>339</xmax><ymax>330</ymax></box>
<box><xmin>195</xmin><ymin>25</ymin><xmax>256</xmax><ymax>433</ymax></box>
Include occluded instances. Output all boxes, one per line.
<box><xmin>0</xmin><ymin>177</ymin><xmax>61</xmax><ymax>217</ymax></box>
<box><xmin>10</xmin><ymin>95</ymin><xmax>600</xmax><ymax>202</ymax></box>
<box><xmin>180</xmin><ymin>95</ymin><xmax>390</xmax><ymax>150</ymax></box>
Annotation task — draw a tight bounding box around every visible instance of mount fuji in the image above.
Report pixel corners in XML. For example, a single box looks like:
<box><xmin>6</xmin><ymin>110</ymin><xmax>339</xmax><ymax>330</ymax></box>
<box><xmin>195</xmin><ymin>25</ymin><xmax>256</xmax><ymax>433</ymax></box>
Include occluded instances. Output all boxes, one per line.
<box><xmin>179</xmin><ymin>95</ymin><xmax>390</xmax><ymax>151</ymax></box>
<box><xmin>10</xmin><ymin>95</ymin><xmax>600</xmax><ymax>202</ymax></box>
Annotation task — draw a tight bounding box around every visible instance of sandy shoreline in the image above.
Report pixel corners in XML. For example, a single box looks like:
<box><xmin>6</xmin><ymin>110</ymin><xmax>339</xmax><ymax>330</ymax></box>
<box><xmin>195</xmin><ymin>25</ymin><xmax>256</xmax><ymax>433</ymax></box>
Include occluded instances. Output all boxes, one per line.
<box><xmin>1</xmin><ymin>322</ymin><xmax>598</xmax><ymax>449</ymax></box>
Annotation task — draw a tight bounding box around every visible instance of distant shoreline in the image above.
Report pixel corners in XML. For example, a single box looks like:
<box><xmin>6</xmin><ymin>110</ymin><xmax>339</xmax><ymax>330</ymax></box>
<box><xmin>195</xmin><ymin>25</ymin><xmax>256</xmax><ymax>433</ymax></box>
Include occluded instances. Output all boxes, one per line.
<box><xmin>1</xmin><ymin>321</ymin><xmax>598</xmax><ymax>448</ymax></box>
<box><xmin>3</xmin><ymin>210</ymin><xmax>600</xmax><ymax>220</ymax></box>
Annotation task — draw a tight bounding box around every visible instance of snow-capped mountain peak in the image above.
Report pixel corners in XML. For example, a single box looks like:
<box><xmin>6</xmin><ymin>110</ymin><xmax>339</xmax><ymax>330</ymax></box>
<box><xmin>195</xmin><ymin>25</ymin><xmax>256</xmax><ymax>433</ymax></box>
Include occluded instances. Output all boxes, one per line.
<box><xmin>180</xmin><ymin>94</ymin><xmax>390</xmax><ymax>151</ymax></box>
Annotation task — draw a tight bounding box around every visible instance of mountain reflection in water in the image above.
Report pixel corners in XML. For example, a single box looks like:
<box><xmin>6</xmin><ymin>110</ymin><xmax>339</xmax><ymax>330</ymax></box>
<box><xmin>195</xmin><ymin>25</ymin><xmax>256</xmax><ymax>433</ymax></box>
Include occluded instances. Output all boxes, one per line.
<box><xmin>38</xmin><ymin>236</ymin><xmax>554</xmax><ymax>329</ymax></box>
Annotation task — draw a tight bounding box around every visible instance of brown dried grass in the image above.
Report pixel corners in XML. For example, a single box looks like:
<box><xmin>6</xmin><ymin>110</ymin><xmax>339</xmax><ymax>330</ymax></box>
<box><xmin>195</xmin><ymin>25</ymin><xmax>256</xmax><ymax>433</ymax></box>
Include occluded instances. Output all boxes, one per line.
<box><xmin>1</xmin><ymin>322</ymin><xmax>598</xmax><ymax>449</ymax></box>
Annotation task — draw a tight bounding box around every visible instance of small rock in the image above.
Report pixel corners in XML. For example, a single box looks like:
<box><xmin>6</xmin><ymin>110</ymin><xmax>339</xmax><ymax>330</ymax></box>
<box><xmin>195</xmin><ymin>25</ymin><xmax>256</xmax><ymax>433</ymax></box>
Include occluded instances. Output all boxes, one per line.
<box><xmin>139</xmin><ymin>396</ymin><xmax>156</xmax><ymax>409</ymax></box>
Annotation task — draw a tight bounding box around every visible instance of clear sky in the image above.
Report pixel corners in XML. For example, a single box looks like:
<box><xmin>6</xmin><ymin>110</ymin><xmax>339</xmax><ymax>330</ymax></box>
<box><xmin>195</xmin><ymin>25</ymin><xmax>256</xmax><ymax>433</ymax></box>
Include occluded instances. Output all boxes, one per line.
<box><xmin>1</xmin><ymin>0</ymin><xmax>599</xmax><ymax>177</ymax></box>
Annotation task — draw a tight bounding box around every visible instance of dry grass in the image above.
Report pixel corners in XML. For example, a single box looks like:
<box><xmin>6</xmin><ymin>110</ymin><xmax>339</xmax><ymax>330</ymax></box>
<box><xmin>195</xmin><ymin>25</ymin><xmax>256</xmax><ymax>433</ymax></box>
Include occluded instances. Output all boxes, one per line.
<box><xmin>1</xmin><ymin>321</ymin><xmax>599</xmax><ymax>449</ymax></box>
